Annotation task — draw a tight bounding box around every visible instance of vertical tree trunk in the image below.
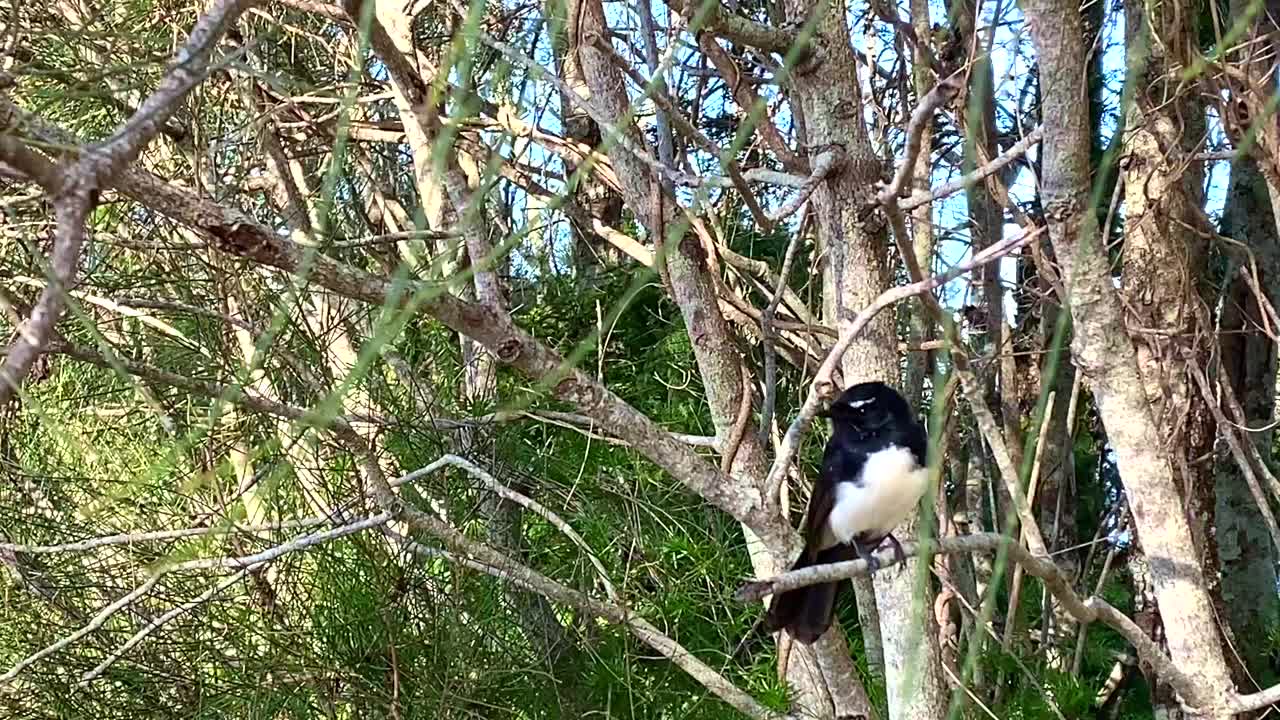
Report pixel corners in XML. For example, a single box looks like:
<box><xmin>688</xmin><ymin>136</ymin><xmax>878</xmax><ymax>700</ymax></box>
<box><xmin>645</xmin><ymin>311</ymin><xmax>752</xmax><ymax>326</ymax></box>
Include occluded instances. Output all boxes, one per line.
<box><xmin>1215</xmin><ymin>155</ymin><xmax>1280</xmax><ymax>680</ymax></box>
<box><xmin>570</xmin><ymin>0</ymin><xmax>872</xmax><ymax>715</ymax></box>
<box><xmin>1020</xmin><ymin>0</ymin><xmax>1235</xmax><ymax>714</ymax></box>
<box><xmin>1117</xmin><ymin>1</ymin><xmax>1231</xmax><ymax>709</ymax></box>
<box><xmin>903</xmin><ymin>0</ymin><xmax>936</xmax><ymax>409</ymax></box>
<box><xmin>554</xmin><ymin>0</ymin><xmax>623</xmax><ymax>283</ymax></box>
<box><xmin>783</xmin><ymin>0</ymin><xmax>947</xmax><ymax>716</ymax></box>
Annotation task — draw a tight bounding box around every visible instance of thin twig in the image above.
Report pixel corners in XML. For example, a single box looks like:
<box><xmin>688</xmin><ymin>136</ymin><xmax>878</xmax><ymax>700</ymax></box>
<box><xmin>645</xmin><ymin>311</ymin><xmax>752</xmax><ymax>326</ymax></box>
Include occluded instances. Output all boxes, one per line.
<box><xmin>0</xmin><ymin>577</ymin><xmax>161</xmax><ymax>683</ymax></box>
<box><xmin>2</xmin><ymin>514</ymin><xmax>394</xmax><ymax>685</ymax></box>
<box><xmin>1001</xmin><ymin>392</ymin><xmax>1056</xmax><ymax>653</ymax></box>
<box><xmin>1218</xmin><ymin>362</ymin><xmax>1280</xmax><ymax>506</ymax></box>
<box><xmin>1072</xmin><ymin>523</ymin><xmax>1124</xmax><ymax>676</ymax></box>
<box><xmin>898</xmin><ymin>126</ymin><xmax>1043</xmax><ymax>210</ymax></box>
<box><xmin>77</xmin><ymin>569</ymin><xmax>250</xmax><ymax>684</ymax></box>
<box><xmin>590</xmin><ymin>35</ymin><xmax>771</xmax><ymax>229</ymax></box>
<box><xmin>353</xmin><ymin>441</ymin><xmax>785</xmax><ymax>720</ymax></box>
<box><xmin>434</xmin><ymin>454</ymin><xmax>618</xmax><ymax>601</ymax></box>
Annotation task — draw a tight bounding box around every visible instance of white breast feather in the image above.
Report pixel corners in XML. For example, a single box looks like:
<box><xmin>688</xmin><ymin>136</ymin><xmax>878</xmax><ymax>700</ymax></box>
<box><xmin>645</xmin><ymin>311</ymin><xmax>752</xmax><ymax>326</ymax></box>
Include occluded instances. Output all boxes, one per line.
<box><xmin>827</xmin><ymin>445</ymin><xmax>929</xmax><ymax>544</ymax></box>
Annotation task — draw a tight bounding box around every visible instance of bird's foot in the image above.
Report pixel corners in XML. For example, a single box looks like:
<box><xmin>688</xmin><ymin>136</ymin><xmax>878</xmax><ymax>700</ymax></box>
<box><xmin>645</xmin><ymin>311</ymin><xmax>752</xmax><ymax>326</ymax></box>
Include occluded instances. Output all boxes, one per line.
<box><xmin>853</xmin><ymin>541</ymin><xmax>881</xmax><ymax>573</ymax></box>
<box><xmin>885</xmin><ymin>534</ymin><xmax>907</xmax><ymax>568</ymax></box>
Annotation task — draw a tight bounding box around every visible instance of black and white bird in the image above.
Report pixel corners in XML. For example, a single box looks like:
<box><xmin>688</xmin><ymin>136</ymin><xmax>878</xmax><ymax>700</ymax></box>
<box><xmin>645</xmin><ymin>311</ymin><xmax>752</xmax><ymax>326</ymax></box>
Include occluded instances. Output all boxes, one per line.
<box><xmin>764</xmin><ymin>381</ymin><xmax>930</xmax><ymax>644</ymax></box>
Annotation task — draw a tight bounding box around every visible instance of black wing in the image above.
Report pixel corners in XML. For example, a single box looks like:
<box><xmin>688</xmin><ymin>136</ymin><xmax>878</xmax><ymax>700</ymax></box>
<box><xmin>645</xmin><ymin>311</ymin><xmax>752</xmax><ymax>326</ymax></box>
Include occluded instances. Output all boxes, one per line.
<box><xmin>897</xmin><ymin>417</ymin><xmax>928</xmax><ymax>469</ymax></box>
<box><xmin>800</xmin><ymin>439</ymin><xmax>867</xmax><ymax>554</ymax></box>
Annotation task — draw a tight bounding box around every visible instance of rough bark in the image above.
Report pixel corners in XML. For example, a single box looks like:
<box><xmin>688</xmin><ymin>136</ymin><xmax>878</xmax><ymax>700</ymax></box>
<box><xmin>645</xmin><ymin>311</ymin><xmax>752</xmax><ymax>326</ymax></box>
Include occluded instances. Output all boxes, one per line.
<box><xmin>570</xmin><ymin>0</ymin><xmax>871</xmax><ymax>715</ymax></box>
<box><xmin>1020</xmin><ymin>0</ymin><xmax>1235</xmax><ymax>714</ymax></box>
<box><xmin>783</xmin><ymin>0</ymin><xmax>947</xmax><ymax>716</ymax></box>
<box><xmin>1116</xmin><ymin>1</ymin><xmax>1224</xmax><ymax>707</ymax></box>
<box><xmin>1215</xmin><ymin>155</ymin><xmax>1280</xmax><ymax>679</ymax></box>
<box><xmin>555</xmin><ymin>0</ymin><xmax>624</xmax><ymax>281</ymax></box>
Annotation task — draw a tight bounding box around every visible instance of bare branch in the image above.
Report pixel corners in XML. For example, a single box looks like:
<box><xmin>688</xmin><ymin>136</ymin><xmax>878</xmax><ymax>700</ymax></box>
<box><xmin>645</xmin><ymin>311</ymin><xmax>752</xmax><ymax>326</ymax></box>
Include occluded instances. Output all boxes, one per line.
<box><xmin>0</xmin><ymin>194</ymin><xmax>92</xmax><ymax>404</ymax></box>
<box><xmin>432</xmin><ymin>454</ymin><xmax>618</xmax><ymax>601</ymax></box>
<box><xmin>735</xmin><ymin>532</ymin><xmax>1208</xmax><ymax>711</ymax></box>
<box><xmin>589</xmin><ymin>34</ymin><xmax>771</xmax><ymax>229</ymax></box>
<box><xmin>351</xmin><ymin>443</ymin><xmax>786</xmax><ymax>720</ymax></box>
<box><xmin>697</xmin><ymin>33</ymin><xmax>805</xmax><ymax>173</ymax></box>
<box><xmin>767</xmin><ymin>148</ymin><xmax>841</xmax><ymax>223</ymax></box>
<box><xmin>77</xmin><ymin>570</ymin><xmax>250</xmax><ymax>685</ymax></box>
<box><xmin>899</xmin><ymin>126</ymin><xmax>1044</xmax><ymax>211</ymax></box>
<box><xmin>2</xmin><ymin>514</ymin><xmax>392</xmax><ymax>685</ymax></box>
<box><xmin>0</xmin><ymin>0</ymin><xmax>259</xmax><ymax>405</ymax></box>
<box><xmin>878</xmin><ymin>72</ymin><xmax>963</xmax><ymax>203</ymax></box>
<box><xmin>0</xmin><ymin>576</ymin><xmax>161</xmax><ymax>683</ymax></box>
<box><xmin>85</xmin><ymin>0</ymin><xmax>260</xmax><ymax>182</ymax></box>
<box><xmin>1186</xmin><ymin>358</ymin><xmax>1280</xmax><ymax>551</ymax></box>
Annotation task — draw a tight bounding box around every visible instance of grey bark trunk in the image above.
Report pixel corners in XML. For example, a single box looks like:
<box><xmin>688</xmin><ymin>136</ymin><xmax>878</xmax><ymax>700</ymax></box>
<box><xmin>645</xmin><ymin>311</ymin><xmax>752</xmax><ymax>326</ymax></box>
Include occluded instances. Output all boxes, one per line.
<box><xmin>783</xmin><ymin>0</ymin><xmax>947</xmax><ymax>716</ymax></box>
<box><xmin>1215</xmin><ymin>156</ymin><xmax>1280</xmax><ymax>679</ymax></box>
<box><xmin>1020</xmin><ymin>0</ymin><xmax>1235</xmax><ymax>714</ymax></box>
<box><xmin>571</xmin><ymin>0</ymin><xmax>873</xmax><ymax>715</ymax></box>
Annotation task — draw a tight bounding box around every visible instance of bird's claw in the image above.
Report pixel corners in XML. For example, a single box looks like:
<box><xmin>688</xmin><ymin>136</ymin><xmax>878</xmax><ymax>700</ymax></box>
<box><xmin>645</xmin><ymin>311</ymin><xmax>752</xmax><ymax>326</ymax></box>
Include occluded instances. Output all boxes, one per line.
<box><xmin>885</xmin><ymin>534</ymin><xmax>907</xmax><ymax>567</ymax></box>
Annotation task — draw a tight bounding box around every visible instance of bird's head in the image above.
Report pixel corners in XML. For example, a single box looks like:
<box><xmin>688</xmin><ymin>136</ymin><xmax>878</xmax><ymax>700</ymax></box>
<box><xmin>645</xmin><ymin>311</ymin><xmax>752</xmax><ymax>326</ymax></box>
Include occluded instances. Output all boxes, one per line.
<box><xmin>817</xmin><ymin>381</ymin><xmax>912</xmax><ymax>434</ymax></box>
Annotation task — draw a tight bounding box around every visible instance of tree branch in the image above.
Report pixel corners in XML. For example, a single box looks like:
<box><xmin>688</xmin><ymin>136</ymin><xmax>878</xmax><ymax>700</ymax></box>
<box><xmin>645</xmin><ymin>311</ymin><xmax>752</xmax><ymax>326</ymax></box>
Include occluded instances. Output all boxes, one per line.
<box><xmin>899</xmin><ymin>126</ymin><xmax>1044</xmax><ymax>211</ymax></box>
<box><xmin>662</xmin><ymin>0</ymin><xmax>798</xmax><ymax>54</ymax></box>
<box><xmin>735</xmin><ymin>532</ymin><xmax>1210</xmax><ymax>711</ymax></box>
<box><xmin>878</xmin><ymin>72</ymin><xmax>963</xmax><ymax>203</ymax></box>
<box><xmin>10</xmin><ymin>117</ymin><xmax>781</xmax><ymax>544</ymax></box>
<box><xmin>351</xmin><ymin>443</ymin><xmax>787</xmax><ymax>720</ymax></box>
<box><xmin>0</xmin><ymin>0</ymin><xmax>259</xmax><ymax>405</ymax></box>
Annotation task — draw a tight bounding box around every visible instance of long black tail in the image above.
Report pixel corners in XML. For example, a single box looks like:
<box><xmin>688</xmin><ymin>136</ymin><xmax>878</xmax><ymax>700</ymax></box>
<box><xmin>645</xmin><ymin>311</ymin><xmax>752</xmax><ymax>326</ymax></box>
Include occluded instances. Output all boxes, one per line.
<box><xmin>763</xmin><ymin>545</ymin><xmax>857</xmax><ymax>644</ymax></box>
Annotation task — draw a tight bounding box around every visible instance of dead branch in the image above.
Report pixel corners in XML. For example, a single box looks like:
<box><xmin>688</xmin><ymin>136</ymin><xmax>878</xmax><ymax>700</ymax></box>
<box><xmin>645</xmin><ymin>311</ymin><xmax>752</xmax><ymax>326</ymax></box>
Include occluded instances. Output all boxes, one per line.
<box><xmin>697</xmin><ymin>33</ymin><xmax>806</xmax><ymax>173</ymax></box>
<box><xmin>589</xmin><ymin>34</ymin><xmax>771</xmax><ymax>229</ymax></box>
<box><xmin>899</xmin><ymin>126</ymin><xmax>1044</xmax><ymax>210</ymax></box>
<box><xmin>767</xmin><ymin>148</ymin><xmax>842</xmax><ymax>223</ymax></box>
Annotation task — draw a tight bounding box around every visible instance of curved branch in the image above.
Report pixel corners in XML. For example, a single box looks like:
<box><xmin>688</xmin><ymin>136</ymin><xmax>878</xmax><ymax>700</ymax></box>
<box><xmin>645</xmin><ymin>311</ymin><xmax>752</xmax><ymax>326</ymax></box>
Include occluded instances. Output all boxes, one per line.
<box><xmin>735</xmin><ymin>532</ymin><xmax>1205</xmax><ymax>711</ymax></box>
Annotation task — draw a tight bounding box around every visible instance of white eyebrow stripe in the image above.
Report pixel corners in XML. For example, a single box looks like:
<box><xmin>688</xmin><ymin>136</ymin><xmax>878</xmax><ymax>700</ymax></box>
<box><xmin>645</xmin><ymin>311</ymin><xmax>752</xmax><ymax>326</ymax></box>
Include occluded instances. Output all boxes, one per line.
<box><xmin>846</xmin><ymin>398</ymin><xmax>874</xmax><ymax>408</ymax></box>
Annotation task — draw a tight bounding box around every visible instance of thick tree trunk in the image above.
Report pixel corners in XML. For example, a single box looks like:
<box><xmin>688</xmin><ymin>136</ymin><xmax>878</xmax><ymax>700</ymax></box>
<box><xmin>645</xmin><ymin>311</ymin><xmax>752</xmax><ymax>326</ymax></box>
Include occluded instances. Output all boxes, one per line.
<box><xmin>1216</xmin><ymin>156</ymin><xmax>1280</xmax><ymax>679</ymax></box>
<box><xmin>570</xmin><ymin>0</ymin><xmax>873</xmax><ymax>715</ymax></box>
<box><xmin>783</xmin><ymin>1</ymin><xmax>947</xmax><ymax>717</ymax></box>
<box><xmin>1020</xmin><ymin>0</ymin><xmax>1235</xmax><ymax>714</ymax></box>
<box><xmin>1117</xmin><ymin>1</ymin><xmax>1223</xmax><ymax>709</ymax></box>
